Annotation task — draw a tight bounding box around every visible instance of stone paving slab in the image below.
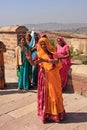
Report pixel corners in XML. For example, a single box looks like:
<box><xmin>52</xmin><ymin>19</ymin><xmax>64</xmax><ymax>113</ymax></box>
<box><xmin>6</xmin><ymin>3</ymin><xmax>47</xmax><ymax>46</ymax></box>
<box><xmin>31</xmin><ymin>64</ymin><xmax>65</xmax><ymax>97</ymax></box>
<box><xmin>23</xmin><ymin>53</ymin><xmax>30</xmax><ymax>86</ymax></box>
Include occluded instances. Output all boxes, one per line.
<box><xmin>71</xmin><ymin>64</ymin><xmax>87</xmax><ymax>77</ymax></box>
<box><xmin>8</xmin><ymin>102</ymin><xmax>37</xmax><ymax>118</ymax></box>
<box><xmin>0</xmin><ymin>90</ymin><xmax>37</xmax><ymax>116</ymax></box>
<box><xmin>0</xmin><ymin>90</ymin><xmax>87</xmax><ymax>130</ymax></box>
<box><xmin>0</xmin><ymin>65</ymin><xmax>87</xmax><ymax>130</ymax></box>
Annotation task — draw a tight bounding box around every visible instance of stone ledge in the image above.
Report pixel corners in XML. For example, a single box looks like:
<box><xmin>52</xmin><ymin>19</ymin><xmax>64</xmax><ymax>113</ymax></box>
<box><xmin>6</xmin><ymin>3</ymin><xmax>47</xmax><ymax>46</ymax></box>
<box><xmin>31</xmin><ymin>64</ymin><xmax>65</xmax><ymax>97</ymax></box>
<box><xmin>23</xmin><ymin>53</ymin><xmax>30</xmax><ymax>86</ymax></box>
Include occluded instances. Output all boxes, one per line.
<box><xmin>70</xmin><ymin>64</ymin><xmax>87</xmax><ymax>78</ymax></box>
<box><xmin>67</xmin><ymin>65</ymin><xmax>87</xmax><ymax>96</ymax></box>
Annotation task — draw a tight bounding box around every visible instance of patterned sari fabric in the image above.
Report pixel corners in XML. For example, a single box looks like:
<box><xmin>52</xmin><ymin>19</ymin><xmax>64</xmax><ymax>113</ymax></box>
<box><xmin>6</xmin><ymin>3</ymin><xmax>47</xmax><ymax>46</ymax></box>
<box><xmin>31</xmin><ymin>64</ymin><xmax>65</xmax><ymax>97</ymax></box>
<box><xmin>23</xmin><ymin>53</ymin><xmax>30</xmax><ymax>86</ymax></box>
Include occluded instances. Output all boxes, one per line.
<box><xmin>0</xmin><ymin>51</ymin><xmax>5</xmax><ymax>89</ymax></box>
<box><xmin>37</xmin><ymin>37</ymin><xmax>66</xmax><ymax>123</ymax></box>
<box><xmin>56</xmin><ymin>38</ymin><xmax>71</xmax><ymax>89</ymax></box>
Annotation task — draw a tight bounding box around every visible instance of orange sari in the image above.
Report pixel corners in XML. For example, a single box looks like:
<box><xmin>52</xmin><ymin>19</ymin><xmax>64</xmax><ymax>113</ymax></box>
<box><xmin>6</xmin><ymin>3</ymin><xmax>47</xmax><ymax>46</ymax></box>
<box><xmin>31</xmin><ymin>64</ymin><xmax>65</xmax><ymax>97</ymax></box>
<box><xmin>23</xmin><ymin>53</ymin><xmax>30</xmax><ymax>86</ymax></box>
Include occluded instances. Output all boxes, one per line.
<box><xmin>37</xmin><ymin>37</ymin><xmax>65</xmax><ymax>123</ymax></box>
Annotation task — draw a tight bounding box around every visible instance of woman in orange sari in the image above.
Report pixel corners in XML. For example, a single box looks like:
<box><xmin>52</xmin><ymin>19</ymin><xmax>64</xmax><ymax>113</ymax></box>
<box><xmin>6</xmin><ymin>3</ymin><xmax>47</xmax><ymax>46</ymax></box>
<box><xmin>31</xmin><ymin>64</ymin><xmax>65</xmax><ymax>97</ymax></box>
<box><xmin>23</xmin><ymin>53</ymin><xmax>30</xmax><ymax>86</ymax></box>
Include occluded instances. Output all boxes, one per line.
<box><xmin>22</xmin><ymin>37</ymin><xmax>65</xmax><ymax>123</ymax></box>
<box><xmin>0</xmin><ymin>41</ymin><xmax>6</xmax><ymax>89</ymax></box>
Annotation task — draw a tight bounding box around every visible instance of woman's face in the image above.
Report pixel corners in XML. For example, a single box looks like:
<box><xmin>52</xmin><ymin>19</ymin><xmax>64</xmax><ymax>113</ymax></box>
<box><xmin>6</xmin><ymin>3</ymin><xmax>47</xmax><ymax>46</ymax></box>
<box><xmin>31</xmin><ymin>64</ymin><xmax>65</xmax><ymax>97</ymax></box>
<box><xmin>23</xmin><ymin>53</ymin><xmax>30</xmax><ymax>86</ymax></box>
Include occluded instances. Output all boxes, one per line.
<box><xmin>57</xmin><ymin>38</ymin><xmax>66</xmax><ymax>47</ymax></box>
<box><xmin>34</xmin><ymin>34</ymin><xmax>39</xmax><ymax>43</ymax></box>
<box><xmin>40</xmin><ymin>41</ymin><xmax>47</xmax><ymax>51</ymax></box>
<box><xmin>57</xmin><ymin>39</ymin><xmax>62</xmax><ymax>46</ymax></box>
<box><xmin>25</xmin><ymin>34</ymin><xmax>31</xmax><ymax>41</ymax></box>
<box><xmin>20</xmin><ymin>37</ymin><xmax>25</xmax><ymax>45</ymax></box>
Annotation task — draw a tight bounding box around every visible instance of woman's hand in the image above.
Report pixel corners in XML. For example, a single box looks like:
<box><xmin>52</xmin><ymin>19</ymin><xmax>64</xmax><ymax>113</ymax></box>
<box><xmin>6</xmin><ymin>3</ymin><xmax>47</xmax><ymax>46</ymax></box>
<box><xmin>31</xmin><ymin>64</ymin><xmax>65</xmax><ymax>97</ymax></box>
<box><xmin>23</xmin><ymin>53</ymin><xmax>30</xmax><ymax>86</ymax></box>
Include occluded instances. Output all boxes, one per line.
<box><xmin>48</xmin><ymin>58</ymin><xmax>59</xmax><ymax>64</ymax></box>
<box><xmin>38</xmin><ymin>58</ymin><xmax>48</xmax><ymax>62</ymax></box>
<box><xmin>38</xmin><ymin>58</ymin><xmax>59</xmax><ymax>64</ymax></box>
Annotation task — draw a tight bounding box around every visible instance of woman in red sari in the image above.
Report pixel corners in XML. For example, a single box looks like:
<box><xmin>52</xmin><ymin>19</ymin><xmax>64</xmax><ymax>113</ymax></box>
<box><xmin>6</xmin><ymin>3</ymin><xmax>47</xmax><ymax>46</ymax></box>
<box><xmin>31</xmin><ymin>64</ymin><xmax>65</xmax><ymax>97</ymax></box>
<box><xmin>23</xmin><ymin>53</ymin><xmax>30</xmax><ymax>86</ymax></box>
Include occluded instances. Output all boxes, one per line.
<box><xmin>0</xmin><ymin>41</ymin><xmax>6</xmax><ymax>89</ymax></box>
<box><xmin>56</xmin><ymin>37</ymin><xmax>71</xmax><ymax>90</ymax></box>
<box><xmin>22</xmin><ymin>37</ymin><xmax>66</xmax><ymax>123</ymax></box>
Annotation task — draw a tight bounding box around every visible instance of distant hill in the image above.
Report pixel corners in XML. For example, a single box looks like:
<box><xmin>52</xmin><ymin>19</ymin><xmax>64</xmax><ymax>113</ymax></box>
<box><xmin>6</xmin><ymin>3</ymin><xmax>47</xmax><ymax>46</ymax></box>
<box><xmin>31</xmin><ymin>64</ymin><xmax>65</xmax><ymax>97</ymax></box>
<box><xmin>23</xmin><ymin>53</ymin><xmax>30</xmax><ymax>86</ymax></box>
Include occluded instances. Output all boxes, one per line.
<box><xmin>74</xmin><ymin>27</ymin><xmax>87</xmax><ymax>34</ymax></box>
<box><xmin>24</xmin><ymin>23</ymin><xmax>87</xmax><ymax>34</ymax></box>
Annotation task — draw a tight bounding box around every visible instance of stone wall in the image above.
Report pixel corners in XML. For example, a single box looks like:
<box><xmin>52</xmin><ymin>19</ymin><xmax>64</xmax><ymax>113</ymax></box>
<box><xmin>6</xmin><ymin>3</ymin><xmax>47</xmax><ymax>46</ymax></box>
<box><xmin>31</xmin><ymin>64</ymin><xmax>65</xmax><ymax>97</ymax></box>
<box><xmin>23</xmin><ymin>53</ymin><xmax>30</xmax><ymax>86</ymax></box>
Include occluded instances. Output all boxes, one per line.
<box><xmin>67</xmin><ymin>73</ymin><xmax>87</xmax><ymax>97</ymax></box>
<box><xmin>67</xmin><ymin>38</ymin><xmax>87</xmax><ymax>56</ymax></box>
<box><xmin>45</xmin><ymin>31</ymin><xmax>87</xmax><ymax>56</ymax></box>
<box><xmin>0</xmin><ymin>33</ymin><xmax>17</xmax><ymax>67</ymax></box>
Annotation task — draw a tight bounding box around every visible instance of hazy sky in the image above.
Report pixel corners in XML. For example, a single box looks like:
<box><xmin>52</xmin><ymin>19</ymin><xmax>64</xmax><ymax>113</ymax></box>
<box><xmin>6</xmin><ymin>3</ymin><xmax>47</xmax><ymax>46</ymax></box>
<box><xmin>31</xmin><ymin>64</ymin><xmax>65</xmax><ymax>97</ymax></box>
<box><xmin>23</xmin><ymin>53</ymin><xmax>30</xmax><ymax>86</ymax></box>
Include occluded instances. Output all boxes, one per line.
<box><xmin>0</xmin><ymin>0</ymin><xmax>87</xmax><ymax>26</ymax></box>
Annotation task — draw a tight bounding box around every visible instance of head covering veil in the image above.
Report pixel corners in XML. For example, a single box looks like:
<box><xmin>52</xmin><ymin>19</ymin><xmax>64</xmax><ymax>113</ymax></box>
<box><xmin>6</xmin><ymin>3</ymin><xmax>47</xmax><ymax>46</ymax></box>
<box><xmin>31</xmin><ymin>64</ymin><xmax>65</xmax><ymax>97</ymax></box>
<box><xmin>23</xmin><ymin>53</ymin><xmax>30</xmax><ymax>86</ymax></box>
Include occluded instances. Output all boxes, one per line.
<box><xmin>37</xmin><ymin>37</ymin><xmax>57</xmax><ymax>70</ymax></box>
<box><xmin>57</xmin><ymin>36</ymin><xmax>67</xmax><ymax>45</ymax></box>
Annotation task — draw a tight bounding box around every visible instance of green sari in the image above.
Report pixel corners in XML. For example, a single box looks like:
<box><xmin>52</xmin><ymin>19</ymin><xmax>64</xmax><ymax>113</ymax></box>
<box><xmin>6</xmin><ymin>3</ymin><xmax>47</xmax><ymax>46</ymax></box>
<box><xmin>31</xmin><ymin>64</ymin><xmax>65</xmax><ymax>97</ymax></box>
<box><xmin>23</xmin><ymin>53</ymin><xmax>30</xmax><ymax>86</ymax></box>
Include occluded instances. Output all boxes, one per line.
<box><xmin>18</xmin><ymin>44</ymin><xmax>32</xmax><ymax>90</ymax></box>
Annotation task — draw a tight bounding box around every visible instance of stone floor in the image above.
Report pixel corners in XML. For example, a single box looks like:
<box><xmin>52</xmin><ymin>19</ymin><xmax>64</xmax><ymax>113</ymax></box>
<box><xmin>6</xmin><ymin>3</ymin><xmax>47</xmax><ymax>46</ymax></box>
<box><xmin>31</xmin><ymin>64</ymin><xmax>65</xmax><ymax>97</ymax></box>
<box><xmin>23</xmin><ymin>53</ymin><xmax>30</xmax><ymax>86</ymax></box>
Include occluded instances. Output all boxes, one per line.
<box><xmin>0</xmin><ymin>65</ymin><xmax>87</xmax><ymax>130</ymax></box>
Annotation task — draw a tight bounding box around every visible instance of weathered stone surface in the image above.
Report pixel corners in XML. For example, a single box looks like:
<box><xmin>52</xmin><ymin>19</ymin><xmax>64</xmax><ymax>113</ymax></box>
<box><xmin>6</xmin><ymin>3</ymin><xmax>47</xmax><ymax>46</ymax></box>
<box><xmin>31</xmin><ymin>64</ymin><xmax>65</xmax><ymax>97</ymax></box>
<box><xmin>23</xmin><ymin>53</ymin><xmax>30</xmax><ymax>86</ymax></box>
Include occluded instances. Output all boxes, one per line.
<box><xmin>0</xmin><ymin>65</ymin><xmax>87</xmax><ymax>130</ymax></box>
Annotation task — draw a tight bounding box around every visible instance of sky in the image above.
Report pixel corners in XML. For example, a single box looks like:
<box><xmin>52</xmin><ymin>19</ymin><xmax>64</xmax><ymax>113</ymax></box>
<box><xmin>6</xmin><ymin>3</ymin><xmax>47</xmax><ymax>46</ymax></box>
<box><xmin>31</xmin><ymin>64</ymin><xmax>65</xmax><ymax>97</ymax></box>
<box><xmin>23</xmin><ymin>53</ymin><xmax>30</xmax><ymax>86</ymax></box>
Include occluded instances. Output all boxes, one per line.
<box><xmin>0</xmin><ymin>0</ymin><xmax>87</xmax><ymax>26</ymax></box>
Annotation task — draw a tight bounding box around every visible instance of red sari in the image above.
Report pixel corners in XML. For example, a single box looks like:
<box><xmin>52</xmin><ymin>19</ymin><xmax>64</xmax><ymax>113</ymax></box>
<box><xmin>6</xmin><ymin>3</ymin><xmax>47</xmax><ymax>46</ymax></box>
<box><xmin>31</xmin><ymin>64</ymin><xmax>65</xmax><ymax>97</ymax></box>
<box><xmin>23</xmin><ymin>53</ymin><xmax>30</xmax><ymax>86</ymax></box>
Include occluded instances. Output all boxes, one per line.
<box><xmin>37</xmin><ymin>37</ymin><xmax>66</xmax><ymax>123</ymax></box>
<box><xmin>56</xmin><ymin>44</ymin><xmax>71</xmax><ymax>89</ymax></box>
<box><xmin>0</xmin><ymin>49</ymin><xmax>5</xmax><ymax>89</ymax></box>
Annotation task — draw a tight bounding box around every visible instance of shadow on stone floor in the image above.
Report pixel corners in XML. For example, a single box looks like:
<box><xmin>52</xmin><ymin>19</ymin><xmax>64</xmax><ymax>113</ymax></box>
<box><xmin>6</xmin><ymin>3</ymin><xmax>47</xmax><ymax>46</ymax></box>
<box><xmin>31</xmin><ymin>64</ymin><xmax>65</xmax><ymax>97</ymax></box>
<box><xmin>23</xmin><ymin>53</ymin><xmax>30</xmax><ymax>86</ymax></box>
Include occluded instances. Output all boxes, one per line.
<box><xmin>0</xmin><ymin>82</ymin><xmax>37</xmax><ymax>95</ymax></box>
<box><xmin>61</xmin><ymin>112</ymin><xmax>87</xmax><ymax>123</ymax></box>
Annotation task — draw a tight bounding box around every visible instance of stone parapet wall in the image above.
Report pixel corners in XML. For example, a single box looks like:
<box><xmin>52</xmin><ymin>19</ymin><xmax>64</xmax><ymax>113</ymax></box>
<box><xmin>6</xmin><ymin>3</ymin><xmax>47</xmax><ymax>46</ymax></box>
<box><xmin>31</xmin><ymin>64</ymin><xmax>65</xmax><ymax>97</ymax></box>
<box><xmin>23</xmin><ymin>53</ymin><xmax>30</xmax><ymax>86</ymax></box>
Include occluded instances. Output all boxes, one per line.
<box><xmin>67</xmin><ymin>38</ymin><xmax>87</xmax><ymax>56</ymax></box>
<box><xmin>45</xmin><ymin>31</ymin><xmax>87</xmax><ymax>56</ymax></box>
<box><xmin>67</xmin><ymin>70</ymin><xmax>87</xmax><ymax>97</ymax></box>
<box><xmin>0</xmin><ymin>33</ymin><xmax>17</xmax><ymax>48</ymax></box>
<box><xmin>0</xmin><ymin>33</ymin><xmax>17</xmax><ymax>66</ymax></box>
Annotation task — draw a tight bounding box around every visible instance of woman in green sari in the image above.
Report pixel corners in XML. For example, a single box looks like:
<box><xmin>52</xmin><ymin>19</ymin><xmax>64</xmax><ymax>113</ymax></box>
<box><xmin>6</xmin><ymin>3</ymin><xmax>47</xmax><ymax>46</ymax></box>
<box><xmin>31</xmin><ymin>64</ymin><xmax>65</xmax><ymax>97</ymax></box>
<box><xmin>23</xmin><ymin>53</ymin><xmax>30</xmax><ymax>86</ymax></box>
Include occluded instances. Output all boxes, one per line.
<box><xmin>15</xmin><ymin>36</ymin><xmax>31</xmax><ymax>91</ymax></box>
